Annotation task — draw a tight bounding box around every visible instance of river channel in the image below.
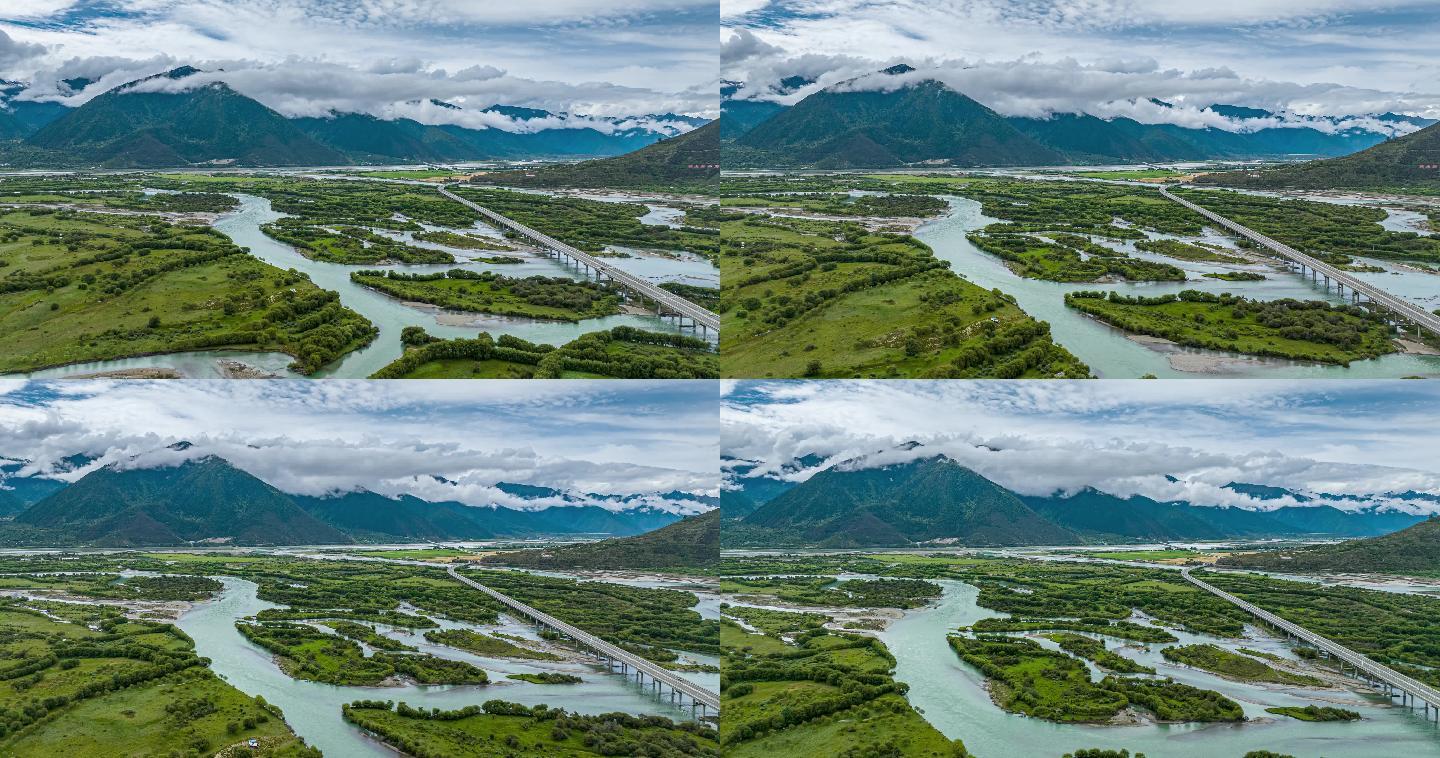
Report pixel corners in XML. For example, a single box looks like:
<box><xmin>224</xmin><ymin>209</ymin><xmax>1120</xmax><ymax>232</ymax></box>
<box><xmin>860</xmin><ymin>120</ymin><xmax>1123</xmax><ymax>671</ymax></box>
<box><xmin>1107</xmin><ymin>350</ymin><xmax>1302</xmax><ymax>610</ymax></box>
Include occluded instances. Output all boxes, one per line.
<box><xmin>913</xmin><ymin>194</ymin><xmax>1440</xmax><ymax>378</ymax></box>
<box><xmin>176</xmin><ymin>574</ymin><xmax>714</xmax><ymax>756</ymax></box>
<box><xmin>17</xmin><ymin>188</ymin><xmax>718</xmax><ymax>379</ymax></box>
<box><xmin>876</xmin><ymin>578</ymin><xmax>1440</xmax><ymax>757</ymax></box>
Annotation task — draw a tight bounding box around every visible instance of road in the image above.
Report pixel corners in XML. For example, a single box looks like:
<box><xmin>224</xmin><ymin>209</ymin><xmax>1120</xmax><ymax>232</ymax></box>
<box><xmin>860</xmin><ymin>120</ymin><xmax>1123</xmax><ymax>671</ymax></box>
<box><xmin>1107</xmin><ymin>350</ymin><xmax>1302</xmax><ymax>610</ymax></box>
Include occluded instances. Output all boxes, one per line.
<box><xmin>438</xmin><ymin>186</ymin><xmax>720</xmax><ymax>332</ymax></box>
<box><xmin>446</xmin><ymin>565</ymin><xmax>720</xmax><ymax>712</ymax></box>
<box><xmin>1160</xmin><ymin>186</ymin><xmax>1440</xmax><ymax>339</ymax></box>
<box><xmin>1182</xmin><ymin>568</ymin><xmax>1440</xmax><ymax>715</ymax></box>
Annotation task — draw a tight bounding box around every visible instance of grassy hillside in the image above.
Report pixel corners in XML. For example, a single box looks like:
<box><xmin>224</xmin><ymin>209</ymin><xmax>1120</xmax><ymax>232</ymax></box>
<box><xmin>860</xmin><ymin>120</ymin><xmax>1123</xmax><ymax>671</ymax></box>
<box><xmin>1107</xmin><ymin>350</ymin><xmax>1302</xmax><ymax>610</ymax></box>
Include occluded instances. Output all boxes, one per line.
<box><xmin>485</xmin><ymin>509</ymin><xmax>719</xmax><ymax>570</ymax></box>
<box><xmin>1219</xmin><ymin>516</ymin><xmax>1440</xmax><ymax>576</ymax></box>
<box><xmin>474</xmin><ymin>121</ymin><xmax>719</xmax><ymax>191</ymax></box>
<box><xmin>1196</xmin><ymin>122</ymin><xmax>1440</xmax><ymax>192</ymax></box>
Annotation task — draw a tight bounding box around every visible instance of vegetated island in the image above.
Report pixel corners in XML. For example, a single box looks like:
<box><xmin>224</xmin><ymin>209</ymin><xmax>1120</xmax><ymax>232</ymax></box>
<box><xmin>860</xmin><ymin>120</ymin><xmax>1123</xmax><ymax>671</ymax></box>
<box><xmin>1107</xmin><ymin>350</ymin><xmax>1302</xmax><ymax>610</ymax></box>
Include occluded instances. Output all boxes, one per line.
<box><xmin>1065</xmin><ymin>290</ymin><xmax>1404</xmax><ymax>365</ymax></box>
<box><xmin>719</xmin><ymin>197</ymin><xmax>1091</xmax><ymax>379</ymax></box>
<box><xmin>342</xmin><ymin>700</ymin><xmax>720</xmax><ymax>757</ymax></box>
<box><xmin>371</xmin><ymin>326</ymin><xmax>718</xmax><ymax>379</ymax></box>
<box><xmin>1265</xmin><ymin>705</ymin><xmax>1362</xmax><ymax>722</ymax></box>
<box><xmin>349</xmin><ymin>268</ymin><xmax>622</xmax><ymax>322</ymax></box>
<box><xmin>1161</xmin><ymin>644</ymin><xmax>1326</xmax><ymax>686</ymax></box>
<box><xmin>0</xmin><ymin>206</ymin><xmax>375</xmax><ymax>374</ymax></box>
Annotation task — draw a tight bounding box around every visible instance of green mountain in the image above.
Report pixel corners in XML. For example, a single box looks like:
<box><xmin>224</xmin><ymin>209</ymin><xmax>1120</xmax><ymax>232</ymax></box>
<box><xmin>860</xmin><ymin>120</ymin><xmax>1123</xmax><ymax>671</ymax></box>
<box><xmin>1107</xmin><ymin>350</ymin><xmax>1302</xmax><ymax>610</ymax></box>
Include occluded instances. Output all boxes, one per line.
<box><xmin>735</xmin><ymin>70</ymin><xmax>1063</xmax><ymax>169</ymax></box>
<box><xmin>15</xmin><ymin>456</ymin><xmax>351</xmax><ymax>546</ymax></box>
<box><xmin>1196</xmin><ymin>121</ymin><xmax>1440</xmax><ymax>190</ymax></box>
<box><xmin>1022</xmin><ymin>488</ymin><xmax>1230</xmax><ymax>541</ymax></box>
<box><xmin>26</xmin><ymin>67</ymin><xmax>347</xmax><ymax>168</ymax></box>
<box><xmin>742</xmin><ymin>456</ymin><xmax>1077</xmax><ymax>547</ymax></box>
<box><xmin>484</xmin><ymin>509</ymin><xmax>719</xmax><ymax>570</ymax></box>
<box><xmin>293</xmin><ymin>490</ymin><xmax>501</xmax><ymax>541</ymax></box>
<box><xmin>1218</xmin><ymin>516</ymin><xmax>1440</xmax><ymax>575</ymax></box>
<box><xmin>474</xmin><ymin>120</ymin><xmax>718</xmax><ymax>190</ymax></box>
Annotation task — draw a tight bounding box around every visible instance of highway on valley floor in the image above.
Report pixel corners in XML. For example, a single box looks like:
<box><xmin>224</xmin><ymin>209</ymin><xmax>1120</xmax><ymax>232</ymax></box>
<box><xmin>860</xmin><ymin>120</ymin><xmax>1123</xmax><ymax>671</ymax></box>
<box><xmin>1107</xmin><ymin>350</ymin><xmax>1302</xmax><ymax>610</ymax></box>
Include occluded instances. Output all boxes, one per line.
<box><xmin>1162</xmin><ymin>186</ymin><xmax>1440</xmax><ymax>339</ymax></box>
<box><xmin>446</xmin><ymin>564</ymin><xmax>720</xmax><ymax>713</ymax></box>
<box><xmin>438</xmin><ymin>186</ymin><xmax>720</xmax><ymax>332</ymax></box>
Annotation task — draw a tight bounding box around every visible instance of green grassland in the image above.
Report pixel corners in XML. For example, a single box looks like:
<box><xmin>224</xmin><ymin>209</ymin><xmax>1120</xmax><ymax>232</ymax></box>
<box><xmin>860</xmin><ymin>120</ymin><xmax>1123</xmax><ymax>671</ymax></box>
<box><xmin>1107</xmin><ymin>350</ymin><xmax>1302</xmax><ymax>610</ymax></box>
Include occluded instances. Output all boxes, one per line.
<box><xmin>1134</xmin><ymin>238</ymin><xmax>1246</xmax><ymax>263</ymax></box>
<box><xmin>1161</xmin><ymin>644</ymin><xmax>1325</xmax><ymax>686</ymax></box>
<box><xmin>722</xmin><ymin>622</ymin><xmax>967</xmax><ymax>757</ymax></box>
<box><xmin>1265</xmin><ymin>705</ymin><xmax>1361</xmax><ymax>722</ymax></box>
<box><xmin>1066</xmin><ymin>289</ymin><xmax>1399</xmax><ymax>365</ymax></box>
<box><xmin>453</xmin><ymin>186</ymin><xmax>719</xmax><ymax>259</ymax></box>
<box><xmin>324</xmin><ymin>620</ymin><xmax>417</xmax><ymax>652</ymax></box>
<box><xmin>423</xmin><ymin>628</ymin><xmax>560</xmax><ymax>660</ymax></box>
<box><xmin>0</xmin><ymin>601</ymin><xmax>314</xmax><ymax>756</ymax></box>
<box><xmin>1204</xmin><ymin>271</ymin><xmax>1268</xmax><ymax>281</ymax></box>
<box><xmin>1082</xmin><ymin>549</ymin><xmax>1209</xmax><ymax>562</ymax></box>
<box><xmin>966</xmin><ymin>230</ymin><xmax>1186</xmax><ymax>282</ymax></box>
<box><xmin>412</xmin><ymin>230</ymin><xmax>515</xmax><ymax>251</ymax></box>
<box><xmin>371</xmin><ymin>326</ymin><xmax>718</xmax><ymax>379</ymax></box>
<box><xmin>719</xmin><ymin>212</ymin><xmax>1090</xmax><ymax>378</ymax></box>
<box><xmin>0</xmin><ymin>207</ymin><xmax>376</xmax><ymax>374</ymax></box>
<box><xmin>718</xmin><ymin>576</ymin><xmax>941</xmax><ymax>609</ymax></box>
<box><xmin>1068</xmin><ymin>169</ymin><xmax>1192</xmax><ymax>181</ymax></box>
<box><xmin>1046</xmin><ymin>632</ymin><xmax>1155</xmax><ymax>674</ymax></box>
<box><xmin>342</xmin><ymin>700</ymin><xmax>719</xmax><ymax>757</ymax></box>
<box><xmin>722</xmin><ymin>606</ymin><xmax>830</xmax><ymax>635</ymax></box>
<box><xmin>506</xmin><ymin>672</ymin><xmax>582</xmax><ymax>684</ymax></box>
<box><xmin>350</xmin><ymin>268</ymin><xmax>620</xmax><ymax>322</ymax></box>
<box><xmin>720</xmin><ymin>192</ymin><xmax>947</xmax><ymax>218</ymax></box>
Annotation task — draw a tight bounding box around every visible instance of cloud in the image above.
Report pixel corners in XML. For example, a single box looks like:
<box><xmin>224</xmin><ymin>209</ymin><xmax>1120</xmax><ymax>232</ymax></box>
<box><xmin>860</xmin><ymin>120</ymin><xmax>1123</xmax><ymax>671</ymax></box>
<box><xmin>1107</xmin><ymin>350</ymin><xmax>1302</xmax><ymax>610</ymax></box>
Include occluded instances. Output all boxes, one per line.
<box><xmin>0</xmin><ymin>29</ymin><xmax>44</xmax><ymax>67</ymax></box>
<box><xmin>723</xmin><ymin>2</ymin><xmax>1440</xmax><ymax>123</ymax></box>
<box><xmin>0</xmin><ymin>380</ymin><xmax>719</xmax><ymax>509</ymax></box>
<box><xmin>723</xmin><ymin>381</ymin><xmax>1440</xmax><ymax>514</ymax></box>
<box><xmin>0</xmin><ymin>0</ymin><xmax>717</xmax><ymax>120</ymax></box>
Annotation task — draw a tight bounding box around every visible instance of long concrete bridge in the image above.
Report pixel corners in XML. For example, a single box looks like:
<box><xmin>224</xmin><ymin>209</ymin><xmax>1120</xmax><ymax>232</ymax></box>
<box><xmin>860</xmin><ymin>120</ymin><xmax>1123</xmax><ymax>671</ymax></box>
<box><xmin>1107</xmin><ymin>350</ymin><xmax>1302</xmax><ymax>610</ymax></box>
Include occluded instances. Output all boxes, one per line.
<box><xmin>1181</xmin><ymin>568</ymin><xmax>1440</xmax><ymax>721</ymax></box>
<box><xmin>446</xmin><ymin>565</ymin><xmax>720</xmax><ymax>716</ymax></box>
<box><xmin>1160</xmin><ymin>186</ymin><xmax>1440</xmax><ymax>340</ymax></box>
<box><xmin>438</xmin><ymin>185</ymin><xmax>720</xmax><ymax>333</ymax></box>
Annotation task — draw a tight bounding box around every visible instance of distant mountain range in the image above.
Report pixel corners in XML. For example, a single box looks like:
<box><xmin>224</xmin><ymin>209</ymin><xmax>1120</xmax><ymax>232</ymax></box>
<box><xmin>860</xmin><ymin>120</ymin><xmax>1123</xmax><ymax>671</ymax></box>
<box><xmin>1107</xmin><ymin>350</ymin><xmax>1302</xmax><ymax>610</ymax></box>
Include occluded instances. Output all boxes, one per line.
<box><xmin>0</xmin><ymin>67</ymin><xmax>709</xmax><ymax>168</ymax></box>
<box><xmin>1195</xmin><ymin>120</ymin><xmax>1440</xmax><ymax>191</ymax></box>
<box><xmin>721</xmin><ymin>65</ymin><xmax>1435</xmax><ymax>168</ymax></box>
<box><xmin>723</xmin><ymin>449</ymin><xmax>1428</xmax><ymax>548</ymax></box>
<box><xmin>0</xmin><ymin>447</ymin><xmax>706</xmax><ymax>547</ymax></box>
<box><xmin>1217</xmin><ymin>516</ymin><xmax>1440</xmax><ymax>575</ymax></box>
<box><xmin>472</xmin><ymin>120</ymin><xmax>719</xmax><ymax>190</ymax></box>
<box><xmin>483</xmin><ymin>509</ymin><xmax>720</xmax><ymax>570</ymax></box>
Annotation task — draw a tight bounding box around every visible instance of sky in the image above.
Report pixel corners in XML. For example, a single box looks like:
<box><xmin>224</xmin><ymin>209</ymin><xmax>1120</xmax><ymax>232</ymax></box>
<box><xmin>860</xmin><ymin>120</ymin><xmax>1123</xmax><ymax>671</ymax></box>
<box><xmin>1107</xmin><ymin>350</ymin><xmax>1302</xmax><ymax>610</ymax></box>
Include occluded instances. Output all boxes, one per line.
<box><xmin>722</xmin><ymin>0</ymin><xmax>1440</xmax><ymax>132</ymax></box>
<box><xmin>0</xmin><ymin>379</ymin><xmax>720</xmax><ymax>512</ymax></box>
<box><xmin>0</xmin><ymin>0</ymin><xmax>718</xmax><ymax>128</ymax></box>
<box><xmin>722</xmin><ymin>380</ymin><xmax>1440</xmax><ymax>514</ymax></box>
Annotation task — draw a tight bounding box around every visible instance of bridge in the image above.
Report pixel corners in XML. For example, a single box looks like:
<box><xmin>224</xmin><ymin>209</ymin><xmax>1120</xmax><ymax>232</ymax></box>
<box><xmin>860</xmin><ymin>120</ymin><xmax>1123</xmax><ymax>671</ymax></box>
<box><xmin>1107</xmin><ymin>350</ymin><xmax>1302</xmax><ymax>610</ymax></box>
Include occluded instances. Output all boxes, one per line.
<box><xmin>446</xmin><ymin>565</ymin><xmax>720</xmax><ymax>717</ymax></box>
<box><xmin>1160</xmin><ymin>186</ymin><xmax>1440</xmax><ymax>340</ymax></box>
<box><xmin>1182</xmin><ymin>568</ymin><xmax>1440</xmax><ymax>721</ymax></box>
<box><xmin>438</xmin><ymin>186</ymin><xmax>720</xmax><ymax>333</ymax></box>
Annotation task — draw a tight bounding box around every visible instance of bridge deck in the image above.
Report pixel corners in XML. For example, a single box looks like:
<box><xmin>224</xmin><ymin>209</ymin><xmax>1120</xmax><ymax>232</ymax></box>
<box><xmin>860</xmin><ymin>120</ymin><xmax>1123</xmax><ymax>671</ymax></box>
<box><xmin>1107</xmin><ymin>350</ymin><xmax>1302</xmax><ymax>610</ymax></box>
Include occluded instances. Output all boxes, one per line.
<box><xmin>1182</xmin><ymin>568</ymin><xmax>1440</xmax><ymax>710</ymax></box>
<box><xmin>447</xmin><ymin>565</ymin><xmax>720</xmax><ymax>711</ymax></box>
<box><xmin>439</xmin><ymin>186</ymin><xmax>720</xmax><ymax>332</ymax></box>
<box><xmin>1160</xmin><ymin>186</ymin><xmax>1440</xmax><ymax>338</ymax></box>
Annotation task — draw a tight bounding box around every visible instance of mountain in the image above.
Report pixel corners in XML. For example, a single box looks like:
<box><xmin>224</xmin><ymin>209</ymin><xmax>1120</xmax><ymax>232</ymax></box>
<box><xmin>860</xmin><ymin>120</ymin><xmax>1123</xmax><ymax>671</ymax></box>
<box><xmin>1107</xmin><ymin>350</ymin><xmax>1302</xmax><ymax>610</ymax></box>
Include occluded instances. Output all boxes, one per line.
<box><xmin>734</xmin><ymin>69</ymin><xmax>1064</xmax><ymax>169</ymax></box>
<box><xmin>720</xmin><ymin>489</ymin><xmax>759</xmax><ymax>519</ymax></box>
<box><xmin>472</xmin><ymin>120</ymin><xmax>717</xmax><ymax>190</ymax></box>
<box><xmin>1218</xmin><ymin>517</ymin><xmax>1440</xmax><ymax>575</ymax></box>
<box><xmin>1196</xmin><ymin>121</ymin><xmax>1440</xmax><ymax>190</ymax></box>
<box><xmin>293</xmin><ymin>490</ymin><xmax>501</xmax><ymax>541</ymax></box>
<box><xmin>1022</xmin><ymin>488</ymin><xmax>1231</xmax><ymax>541</ymax></box>
<box><xmin>25</xmin><ymin>67</ymin><xmax>348</xmax><ymax>168</ymax></box>
<box><xmin>0</xmin><ymin>455</ymin><xmax>90</xmax><ymax>512</ymax></box>
<box><xmin>16</xmin><ymin>456</ymin><xmax>351</xmax><ymax>546</ymax></box>
<box><xmin>292</xmin><ymin>112</ymin><xmax>481</xmax><ymax>162</ymax></box>
<box><xmin>483</xmin><ymin>509</ymin><xmax>719</xmax><ymax>570</ymax></box>
<box><xmin>741</xmin><ymin>456</ymin><xmax>1077</xmax><ymax>547</ymax></box>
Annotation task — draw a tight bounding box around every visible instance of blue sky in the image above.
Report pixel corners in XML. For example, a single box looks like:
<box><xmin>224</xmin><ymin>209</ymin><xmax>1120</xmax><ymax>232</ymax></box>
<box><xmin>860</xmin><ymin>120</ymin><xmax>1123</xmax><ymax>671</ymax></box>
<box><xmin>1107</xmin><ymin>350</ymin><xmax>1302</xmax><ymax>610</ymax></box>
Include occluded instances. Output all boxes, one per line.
<box><xmin>722</xmin><ymin>380</ymin><xmax>1440</xmax><ymax>513</ymax></box>
<box><xmin>0</xmin><ymin>0</ymin><xmax>718</xmax><ymax>122</ymax></box>
<box><xmin>723</xmin><ymin>0</ymin><xmax>1440</xmax><ymax>126</ymax></box>
<box><xmin>0</xmin><ymin>379</ymin><xmax>719</xmax><ymax>508</ymax></box>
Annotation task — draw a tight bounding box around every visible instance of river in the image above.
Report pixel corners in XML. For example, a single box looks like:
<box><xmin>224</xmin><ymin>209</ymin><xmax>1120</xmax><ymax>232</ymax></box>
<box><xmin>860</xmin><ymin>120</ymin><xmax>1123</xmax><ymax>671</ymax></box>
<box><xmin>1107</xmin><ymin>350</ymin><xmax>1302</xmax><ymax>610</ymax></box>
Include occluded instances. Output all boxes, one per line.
<box><xmin>877</xmin><ymin>579</ymin><xmax>1440</xmax><ymax>758</ymax></box>
<box><xmin>176</xmin><ymin>575</ymin><xmax>711</xmax><ymax>756</ymax></box>
<box><xmin>16</xmin><ymin>189</ymin><xmax>718</xmax><ymax>379</ymax></box>
<box><xmin>912</xmin><ymin>195</ymin><xmax>1440</xmax><ymax>378</ymax></box>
